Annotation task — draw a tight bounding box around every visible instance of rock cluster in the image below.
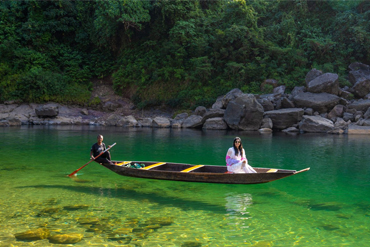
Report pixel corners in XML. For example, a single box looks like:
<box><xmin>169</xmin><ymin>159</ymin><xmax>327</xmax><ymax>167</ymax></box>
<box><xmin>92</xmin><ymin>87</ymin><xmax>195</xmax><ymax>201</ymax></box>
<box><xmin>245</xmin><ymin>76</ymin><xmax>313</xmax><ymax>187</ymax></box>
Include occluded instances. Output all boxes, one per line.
<box><xmin>2</xmin><ymin>62</ymin><xmax>370</xmax><ymax>134</ymax></box>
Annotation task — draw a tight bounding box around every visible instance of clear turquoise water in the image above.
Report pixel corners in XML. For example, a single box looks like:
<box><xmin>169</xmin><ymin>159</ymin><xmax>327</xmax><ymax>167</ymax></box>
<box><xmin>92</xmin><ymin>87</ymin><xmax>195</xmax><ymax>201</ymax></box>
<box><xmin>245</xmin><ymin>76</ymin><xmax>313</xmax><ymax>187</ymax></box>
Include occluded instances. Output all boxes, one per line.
<box><xmin>0</xmin><ymin>126</ymin><xmax>369</xmax><ymax>246</ymax></box>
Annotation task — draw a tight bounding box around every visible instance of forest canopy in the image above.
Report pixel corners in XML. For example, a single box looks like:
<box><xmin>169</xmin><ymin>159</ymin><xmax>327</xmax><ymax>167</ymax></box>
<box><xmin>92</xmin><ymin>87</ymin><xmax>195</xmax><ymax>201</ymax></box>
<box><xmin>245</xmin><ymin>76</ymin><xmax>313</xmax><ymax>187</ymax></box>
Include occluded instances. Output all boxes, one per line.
<box><xmin>1</xmin><ymin>0</ymin><xmax>370</xmax><ymax>109</ymax></box>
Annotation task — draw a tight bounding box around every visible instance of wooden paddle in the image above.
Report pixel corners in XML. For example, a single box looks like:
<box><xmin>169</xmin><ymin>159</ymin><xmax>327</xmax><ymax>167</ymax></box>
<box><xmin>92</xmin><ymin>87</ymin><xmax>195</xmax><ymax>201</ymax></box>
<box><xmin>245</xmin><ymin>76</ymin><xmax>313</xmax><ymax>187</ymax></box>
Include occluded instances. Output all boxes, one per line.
<box><xmin>68</xmin><ymin>143</ymin><xmax>116</xmax><ymax>177</ymax></box>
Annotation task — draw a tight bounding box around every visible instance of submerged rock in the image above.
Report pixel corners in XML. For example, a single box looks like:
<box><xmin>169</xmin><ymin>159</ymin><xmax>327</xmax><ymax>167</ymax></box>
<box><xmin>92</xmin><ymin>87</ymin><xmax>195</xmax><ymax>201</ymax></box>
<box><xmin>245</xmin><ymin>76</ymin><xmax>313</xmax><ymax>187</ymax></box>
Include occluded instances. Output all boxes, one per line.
<box><xmin>144</xmin><ymin>217</ymin><xmax>174</xmax><ymax>226</ymax></box>
<box><xmin>14</xmin><ymin>228</ymin><xmax>50</xmax><ymax>241</ymax></box>
<box><xmin>63</xmin><ymin>205</ymin><xmax>89</xmax><ymax>211</ymax></box>
<box><xmin>48</xmin><ymin>233</ymin><xmax>83</xmax><ymax>244</ymax></box>
<box><xmin>181</xmin><ymin>241</ymin><xmax>202</xmax><ymax>247</ymax></box>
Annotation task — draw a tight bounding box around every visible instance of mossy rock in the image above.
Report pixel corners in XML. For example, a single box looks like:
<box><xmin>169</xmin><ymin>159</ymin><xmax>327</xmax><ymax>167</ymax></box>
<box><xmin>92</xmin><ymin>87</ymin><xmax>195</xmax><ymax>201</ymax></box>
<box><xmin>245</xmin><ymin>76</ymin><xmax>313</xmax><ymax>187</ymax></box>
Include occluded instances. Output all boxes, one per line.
<box><xmin>14</xmin><ymin>228</ymin><xmax>50</xmax><ymax>241</ymax></box>
<box><xmin>48</xmin><ymin>233</ymin><xmax>83</xmax><ymax>244</ymax></box>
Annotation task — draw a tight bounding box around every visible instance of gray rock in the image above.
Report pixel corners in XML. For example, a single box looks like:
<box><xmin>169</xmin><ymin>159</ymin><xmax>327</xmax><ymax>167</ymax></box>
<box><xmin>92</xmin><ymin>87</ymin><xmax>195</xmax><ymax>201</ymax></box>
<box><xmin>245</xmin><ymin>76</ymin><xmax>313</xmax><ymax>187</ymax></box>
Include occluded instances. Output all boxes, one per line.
<box><xmin>35</xmin><ymin>104</ymin><xmax>59</xmax><ymax>118</ymax></box>
<box><xmin>260</xmin><ymin>79</ymin><xmax>279</xmax><ymax>92</ymax></box>
<box><xmin>153</xmin><ymin>117</ymin><xmax>171</xmax><ymax>128</ymax></box>
<box><xmin>264</xmin><ymin>108</ymin><xmax>304</xmax><ymax>130</ymax></box>
<box><xmin>282</xmin><ymin>127</ymin><xmax>300</xmax><ymax>133</ymax></box>
<box><xmin>194</xmin><ymin>106</ymin><xmax>207</xmax><ymax>116</ymax></box>
<box><xmin>261</xmin><ymin>118</ymin><xmax>273</xmax><ymax>129</ymax></box>
<box><xmin>182</xmin><ymin>115</ymin><xmax>203</xmax><ymax>128</ymax></box>
<box><xmin>281</xmin><ymin>97</ymin><xmax>295</xmax><ymax>108</ymax></box>
<box><xmin>348</xmin><ymin>62</ymin><xmax>370</xmax><ymax>98</ymax></box>
<box><xmin>299</xmin><ymin>115</ymin><xmax>334</xmax><ymax>133</ymax></box>
<box><xmin>171</xmin><ymin>119</ymin><xmax>183</xmax><ymax>128</ymax></box>
<box><xmin>327</xmin><ymin>105</ymin><xmax>345</xmax><ymax>121</ymax></box>
<box><xmin>340</xmin><ymin>89</ymin><xmax>353</xmax><ymax>100</ymax></box>
<box><xmin>0</xmin><ymin>104</ymin><xmax>18</xmax><ymax>113</ymax></box>
<box><xmin>202</xmin><ymin>109</ymin><xmax>225</xmax><ymax>122</ymax></box>
<box><xmin>258</xmin><ymin>128</ymin><xmax>273</xmax><ymax>133</ymax></box>
<box><xmin>347</xmin><ymin>124</ymin><xmax>370</xmax><ymax>134</ymax></box>
<box><xmin>81</xmin><ymin>109</ymin><xmax>89</xmax><ymax>115</ymax></box>
<box><xmin>117</xmin><ymin>115</ymin><xmax>138</xmax><ymax>127</ymax></box>
<box><xmin>202</xmin><ymin>117</ymin><xmax>228</xmax><ymax>130</ymax></box>
<box><xmin>343</xmin><ymin>112</ymin><xmax>354</xmax><ymax>122</ymax></box>
<box><xmin>222</xmin><ymin>88</ymin><xmax>245</xmax><ymax>109</ymax></box>
<box><xmin>105</xmin><ymin>114</ymin><xmax>124</xmax><ymax>126</ymax></box>
<box><xmin>334</xmin><ymin>118</ymin><xmax>350</xmax><ymax>129</ymax></box>
<box><xmin>293</xmin><ymin>92</ymin><xmax>340</xmax><ymax>113</ymax></box>
<box><xmin>273</xmin><ymin>85</ymin><xmax>286</xmax><ymax>95</ymax></box>
<box><xmin>257</xmin><ymin>97</ymin><xmax>274</xmax><ymax>111</ymax></box>
<box><xmin>364</xmin><ymin>107</ymin><xmax>370</xmax><ymax>119</ymax></box>
<box><xmin>139</xmin><ymin>118</ymin><xmax>153</xmax><ymax>127</ymax></box>
<box><xmin>103</xmin><ymin>101</ymin><xmax>121</xmax><ymax>112</ymax></box>
<box><xmin>307</xmin><ymin>73</ymin><xmax>339</xmax><ymax>95</ymax></box>
<box><xmin>174</xmin><ymin>112</ymin><xmax>188</xmax><ymax>120</ymax></box>
<box><xmin>347</xmin><ymin>99</ymin><xmax>370</xmax><ymax>112</ymax></box>
<box><xmin>211</xmin><ymin>96</ymin><xmax>224</xmax><ymax>109</ymax></box>
<box><xmin>291</xmin><ymin>86</ymin><xmax>306</xmax><ymax>98</ymax></box>
<box><xmin>304</xmin><ymin>108</ymin><xmax>314</xmax><ymax>116</ymax></box>
<box><xmin>224</xmin><ymin>94</ymin><xmax>264</xmax><ymax>131</ymax></box>
<box><xmin>305</xmin><ymin>68</ymin><xmax>323</xmax><ymax>84</ymax></box>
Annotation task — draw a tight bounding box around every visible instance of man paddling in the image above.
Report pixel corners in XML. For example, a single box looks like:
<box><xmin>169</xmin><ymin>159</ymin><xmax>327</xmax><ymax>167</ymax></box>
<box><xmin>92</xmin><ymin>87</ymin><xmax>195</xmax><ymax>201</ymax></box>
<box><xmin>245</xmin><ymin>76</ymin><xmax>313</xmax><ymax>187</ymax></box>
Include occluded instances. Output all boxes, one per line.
<box><xmin>90</xmin><ymin>135</ymin><xmax>114</xmax><ymax>165</ymax></box>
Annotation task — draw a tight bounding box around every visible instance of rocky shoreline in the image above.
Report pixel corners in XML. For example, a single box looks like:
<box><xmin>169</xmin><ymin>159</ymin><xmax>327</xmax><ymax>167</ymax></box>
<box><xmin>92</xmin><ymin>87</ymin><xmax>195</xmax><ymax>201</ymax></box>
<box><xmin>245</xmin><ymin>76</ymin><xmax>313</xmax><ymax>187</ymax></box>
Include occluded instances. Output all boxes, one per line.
<box><xmin>2</xmin><ymin>62</ymin><xmax>370</xmax><ymax>135</ymax></box>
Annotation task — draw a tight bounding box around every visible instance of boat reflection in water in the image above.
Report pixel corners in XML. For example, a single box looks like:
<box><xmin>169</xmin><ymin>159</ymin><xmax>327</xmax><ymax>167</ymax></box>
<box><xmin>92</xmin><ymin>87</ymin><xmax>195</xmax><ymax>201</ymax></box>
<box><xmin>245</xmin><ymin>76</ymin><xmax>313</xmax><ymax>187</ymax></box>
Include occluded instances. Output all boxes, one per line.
<box><xmin>225</xmin><ymin>192</ymin><xmax>253</xmax><ymax>218</ymax></box>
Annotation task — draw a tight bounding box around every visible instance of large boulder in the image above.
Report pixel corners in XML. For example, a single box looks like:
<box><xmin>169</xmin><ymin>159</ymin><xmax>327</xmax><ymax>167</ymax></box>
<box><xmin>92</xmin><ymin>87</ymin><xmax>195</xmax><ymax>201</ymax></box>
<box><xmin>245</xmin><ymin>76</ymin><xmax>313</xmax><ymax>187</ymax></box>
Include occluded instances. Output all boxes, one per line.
<box><xmin>139</xmin><ymin>118</ymin><xmax>153</xmax><ymax>127</ymax></box>
<box><xmin>306</xmin><ymin>73</ymin><xmax>339</xmax><ymax>95</ymax></box>
<box><xmin>182</xmin><ymin>115</ymin><xmax>203</xmax><ymax>128</ymax></box>
<box><xmin>202</xmin><ymin>117</ymin><xmax>228</xmax><ymax>130</ymax></box>
<box><xmin>293</xmin><ymin>92</ymin><xmax>340</xmax><ymax>113</ymax></box>
<box><xmin>347</xmin><ymin>99</ymin><xmax>370</xmax><ymax>112</ymax></box>
<box><xmin>117</xmin><ymin>115</ymin><xmax>138</xmax><ymax>127</ymax></box>
<box><xmin>222</xmin><ymin>88</ymin><xmax>245</xmax><ymax>109</ymax></box>
<box><xmin>347</xmin><ymin>124</ymin><xmax>370</xmax><ymax>134</ymax></box>
<box><xmin>264</xmin><ymin>108</ymin><xmax>304</xmax><ymax>130</ymax></box>
<box><xmin>348</xmin><ymin>62</ymin><xmax>370</xmax><ymax>98</ymax></box>
<box><xmin>224</xmin><ymin>94</ymin><xmax>264</xmax><ymax>131</ymax></box>
<box><xmin>153</xmin><ymin>117</ymin><xmax>171</xmax><ymax>128</ymax></box>
<box><xmin>299</xmin><ymin>115</ymin><xmax>334</xmax><ymax>133</ymax></box>
<box><xmin>35</xmin><ymin>104</ymin><xmax>59</xmax><ymax>118</ymax></box>
<box><xmin>105</xmin><ymin>114</ymin><xmax>123</xmax><ymax>126</ymax></box>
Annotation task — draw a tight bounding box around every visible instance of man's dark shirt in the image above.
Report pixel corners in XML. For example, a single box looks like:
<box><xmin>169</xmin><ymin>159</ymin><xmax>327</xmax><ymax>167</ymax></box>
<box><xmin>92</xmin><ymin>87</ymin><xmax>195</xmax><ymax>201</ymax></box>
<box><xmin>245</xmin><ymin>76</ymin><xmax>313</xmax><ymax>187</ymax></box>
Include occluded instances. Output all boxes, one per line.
<box><xmin>91</xmin><ymin>143</ymin><xmax>106</xmax><ymax>157</ymax></box>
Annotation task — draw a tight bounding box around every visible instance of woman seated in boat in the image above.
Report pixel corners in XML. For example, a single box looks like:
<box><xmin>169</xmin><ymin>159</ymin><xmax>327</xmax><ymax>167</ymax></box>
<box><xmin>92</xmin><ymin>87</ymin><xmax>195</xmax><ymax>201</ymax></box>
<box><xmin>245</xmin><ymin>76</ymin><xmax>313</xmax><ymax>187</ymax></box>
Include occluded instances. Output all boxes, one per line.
<box><xmin>226</xmin><ymin>137</ymin><xmax>256</xmax><ymax>173</ymax></box>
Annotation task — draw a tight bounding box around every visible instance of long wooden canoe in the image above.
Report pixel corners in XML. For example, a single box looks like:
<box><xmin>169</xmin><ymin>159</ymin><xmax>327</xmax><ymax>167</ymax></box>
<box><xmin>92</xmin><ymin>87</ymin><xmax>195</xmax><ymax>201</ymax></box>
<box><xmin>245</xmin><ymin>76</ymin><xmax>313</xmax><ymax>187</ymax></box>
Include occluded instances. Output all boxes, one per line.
<box><xmin>101</xmin><ymin>161</ymin><xmax>310</xmax><ymax>184</ymax></box>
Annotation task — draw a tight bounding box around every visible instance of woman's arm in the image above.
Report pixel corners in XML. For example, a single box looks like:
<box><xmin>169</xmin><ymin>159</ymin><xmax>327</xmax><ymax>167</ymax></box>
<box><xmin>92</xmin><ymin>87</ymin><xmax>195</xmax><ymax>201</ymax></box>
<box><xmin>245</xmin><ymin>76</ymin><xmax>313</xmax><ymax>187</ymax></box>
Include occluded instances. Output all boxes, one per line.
<box><xmin>226</xmin><ymin>148</ymin><xmax>240</xmax><ymax>166</ymax></box>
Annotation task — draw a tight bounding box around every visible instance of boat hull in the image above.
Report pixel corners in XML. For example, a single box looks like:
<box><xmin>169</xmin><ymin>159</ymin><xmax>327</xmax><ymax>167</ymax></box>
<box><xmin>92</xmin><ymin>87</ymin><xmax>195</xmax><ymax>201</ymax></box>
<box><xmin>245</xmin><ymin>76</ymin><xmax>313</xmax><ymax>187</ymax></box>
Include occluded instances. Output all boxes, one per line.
<box><xmin>101</xmin><ymin>161</ymin><xmax>309</xmax><ymax>184</ymax></box>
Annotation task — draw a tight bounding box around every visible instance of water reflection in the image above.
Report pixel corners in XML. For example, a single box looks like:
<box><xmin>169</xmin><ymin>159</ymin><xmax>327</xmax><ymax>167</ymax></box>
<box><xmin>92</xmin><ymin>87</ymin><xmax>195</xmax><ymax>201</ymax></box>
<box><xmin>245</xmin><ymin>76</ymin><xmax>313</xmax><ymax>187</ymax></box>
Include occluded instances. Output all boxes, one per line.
<box><xmin>225</xmin><ymin>192</ymin><xmax>253</xmax><ymax>218</ymax></box>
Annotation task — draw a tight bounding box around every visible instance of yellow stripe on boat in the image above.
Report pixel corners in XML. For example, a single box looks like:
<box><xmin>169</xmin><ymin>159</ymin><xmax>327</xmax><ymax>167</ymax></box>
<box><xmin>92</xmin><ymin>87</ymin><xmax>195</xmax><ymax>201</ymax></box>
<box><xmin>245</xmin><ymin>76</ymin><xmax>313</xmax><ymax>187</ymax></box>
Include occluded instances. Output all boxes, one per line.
<box><xmin>267</xmin><ymin>169</ymin><xmax>278</xmax><ymax>173</ymax></box>
<box><xmin>115</xmin><ymin>161</ymin><xmax>131</xmax><ymax>166</ymax></box>
<box><xmin>181</xmin><ymin>165</ymin><xmax>204</xmax><ymax>173</ymax></box>
<box><xmin>141</xmin><ymin>162</ymin><xmax>166</xmax><ymax>170</ymax></box>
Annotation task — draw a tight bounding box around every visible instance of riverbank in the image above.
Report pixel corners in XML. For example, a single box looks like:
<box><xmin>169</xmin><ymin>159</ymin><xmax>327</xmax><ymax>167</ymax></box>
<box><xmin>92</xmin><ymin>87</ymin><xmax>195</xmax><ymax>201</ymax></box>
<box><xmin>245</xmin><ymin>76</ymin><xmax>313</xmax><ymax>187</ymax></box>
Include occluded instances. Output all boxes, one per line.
<box><xmin>2</xmin><ymin>63</ymin><xmax>370</xmax><ymax>135</ymax></box>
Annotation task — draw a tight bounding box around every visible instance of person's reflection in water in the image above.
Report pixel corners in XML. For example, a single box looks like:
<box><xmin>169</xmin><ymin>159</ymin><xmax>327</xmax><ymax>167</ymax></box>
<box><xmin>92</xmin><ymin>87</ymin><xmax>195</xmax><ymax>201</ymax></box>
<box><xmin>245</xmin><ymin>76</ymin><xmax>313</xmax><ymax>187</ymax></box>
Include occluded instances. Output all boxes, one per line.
<box><xmin>225</xmin><ymin>192</ymin><xmax>253</xmax><ymax>218</ymax></box>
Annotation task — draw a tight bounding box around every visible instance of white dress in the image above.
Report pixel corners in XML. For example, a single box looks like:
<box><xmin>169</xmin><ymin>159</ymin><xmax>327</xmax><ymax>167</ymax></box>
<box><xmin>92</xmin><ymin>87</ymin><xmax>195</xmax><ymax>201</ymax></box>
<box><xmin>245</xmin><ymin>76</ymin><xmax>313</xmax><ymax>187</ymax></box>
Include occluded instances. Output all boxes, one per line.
<box><xmin>226</xmin><ymin>147</ymin><xmax>257</xmax><ymax>173</ymax></box>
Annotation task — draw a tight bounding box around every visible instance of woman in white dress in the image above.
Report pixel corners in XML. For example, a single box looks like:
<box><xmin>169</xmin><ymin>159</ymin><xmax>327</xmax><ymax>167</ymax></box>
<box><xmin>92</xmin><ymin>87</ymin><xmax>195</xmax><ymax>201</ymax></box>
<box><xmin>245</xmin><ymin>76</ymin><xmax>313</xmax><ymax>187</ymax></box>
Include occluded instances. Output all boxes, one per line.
<box><xmin>226</xmin><ymin>137</ymin><xmax>256</xmax><ymax>173</ymax></box>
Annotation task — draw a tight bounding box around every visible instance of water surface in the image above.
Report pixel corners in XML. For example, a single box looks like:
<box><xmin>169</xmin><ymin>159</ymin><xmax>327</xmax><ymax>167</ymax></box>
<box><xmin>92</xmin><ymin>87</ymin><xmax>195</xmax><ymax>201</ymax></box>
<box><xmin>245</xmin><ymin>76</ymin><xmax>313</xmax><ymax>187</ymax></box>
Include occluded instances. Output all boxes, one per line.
<box><xmin>0</xmin><ymin>126</ymin><xmax>369</xmax><ymax>246</ymax></box>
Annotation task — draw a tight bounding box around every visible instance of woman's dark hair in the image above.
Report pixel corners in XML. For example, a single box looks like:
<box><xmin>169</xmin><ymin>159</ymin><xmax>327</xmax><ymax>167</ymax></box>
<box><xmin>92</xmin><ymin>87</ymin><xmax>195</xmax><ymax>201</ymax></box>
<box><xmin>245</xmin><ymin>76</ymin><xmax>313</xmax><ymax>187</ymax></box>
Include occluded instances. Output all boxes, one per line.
<box><xmin>233</xmin><ymin>137</ymin><xmax>244</xmax><ymax>157</ymax></box>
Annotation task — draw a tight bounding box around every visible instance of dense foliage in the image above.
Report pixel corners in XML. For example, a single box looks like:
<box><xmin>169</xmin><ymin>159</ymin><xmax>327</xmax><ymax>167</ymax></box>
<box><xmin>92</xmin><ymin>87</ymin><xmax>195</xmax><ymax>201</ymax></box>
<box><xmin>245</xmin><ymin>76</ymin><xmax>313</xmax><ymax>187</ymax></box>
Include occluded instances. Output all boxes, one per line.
<box><xmin>1</xmin><ymin>0</ymin><xmax>370</xmax><ymax>109</ymax></box>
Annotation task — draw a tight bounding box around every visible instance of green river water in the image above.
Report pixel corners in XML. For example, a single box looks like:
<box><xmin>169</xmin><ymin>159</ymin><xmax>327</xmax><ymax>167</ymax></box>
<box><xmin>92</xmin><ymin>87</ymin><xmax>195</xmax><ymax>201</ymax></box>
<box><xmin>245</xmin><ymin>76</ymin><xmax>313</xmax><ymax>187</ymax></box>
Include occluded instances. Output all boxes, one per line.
<box><xmin>0</xmin><ymin>126</ymin><xmax>369</xmax><ymax>247</ymax></box>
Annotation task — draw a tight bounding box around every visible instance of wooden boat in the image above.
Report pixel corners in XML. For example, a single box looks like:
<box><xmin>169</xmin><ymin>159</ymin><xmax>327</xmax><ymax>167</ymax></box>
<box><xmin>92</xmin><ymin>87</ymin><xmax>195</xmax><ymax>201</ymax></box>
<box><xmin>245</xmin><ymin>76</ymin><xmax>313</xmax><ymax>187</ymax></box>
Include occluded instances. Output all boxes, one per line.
<box><xmin>101</xmin><ymin>161</ymin><xmax>310</xmax><ymax>184</ymax></box>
